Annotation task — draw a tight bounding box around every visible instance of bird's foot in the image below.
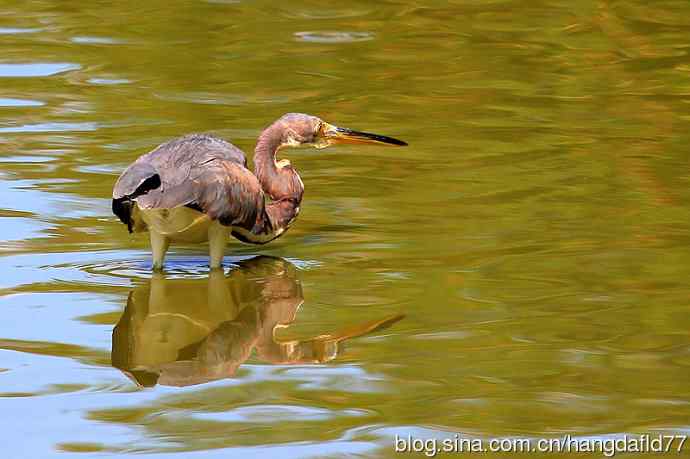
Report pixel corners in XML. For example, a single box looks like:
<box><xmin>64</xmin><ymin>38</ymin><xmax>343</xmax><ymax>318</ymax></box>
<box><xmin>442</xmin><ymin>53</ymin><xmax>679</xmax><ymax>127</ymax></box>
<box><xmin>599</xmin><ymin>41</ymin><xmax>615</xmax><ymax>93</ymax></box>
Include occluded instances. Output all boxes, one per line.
<box><xmin>152</xmin><ymin>263</ymin><xmax>165</xmax><ymax>272</ymax></box>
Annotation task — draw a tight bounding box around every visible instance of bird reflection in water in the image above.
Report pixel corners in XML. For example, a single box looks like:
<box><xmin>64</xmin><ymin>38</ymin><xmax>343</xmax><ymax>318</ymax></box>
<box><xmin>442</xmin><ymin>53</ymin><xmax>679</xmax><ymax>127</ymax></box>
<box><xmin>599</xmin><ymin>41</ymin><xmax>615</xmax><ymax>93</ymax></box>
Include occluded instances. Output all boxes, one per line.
<box><xmin>111</xmin><ymin>256</ymin><xmax>403</xmax><ymax>387</ymax></box>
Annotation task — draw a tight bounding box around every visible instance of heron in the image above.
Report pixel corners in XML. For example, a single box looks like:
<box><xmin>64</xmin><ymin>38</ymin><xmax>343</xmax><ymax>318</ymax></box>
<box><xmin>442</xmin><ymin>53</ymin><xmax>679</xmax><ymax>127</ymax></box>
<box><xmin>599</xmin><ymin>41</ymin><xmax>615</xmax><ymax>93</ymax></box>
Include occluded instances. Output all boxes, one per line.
<box><xmin>112</xmin><ymin>113</ymin><xmax>407</xmax><ymax>270</ymax></box>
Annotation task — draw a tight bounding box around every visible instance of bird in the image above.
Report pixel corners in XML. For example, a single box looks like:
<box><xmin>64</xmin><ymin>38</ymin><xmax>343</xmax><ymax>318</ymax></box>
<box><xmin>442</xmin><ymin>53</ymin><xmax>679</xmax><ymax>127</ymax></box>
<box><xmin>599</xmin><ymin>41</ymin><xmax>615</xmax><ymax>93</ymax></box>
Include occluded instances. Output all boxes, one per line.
<box><xmin>112</xmin><ymin>113</ymin><xmax>407</xmax><ymax>270</ymax></box>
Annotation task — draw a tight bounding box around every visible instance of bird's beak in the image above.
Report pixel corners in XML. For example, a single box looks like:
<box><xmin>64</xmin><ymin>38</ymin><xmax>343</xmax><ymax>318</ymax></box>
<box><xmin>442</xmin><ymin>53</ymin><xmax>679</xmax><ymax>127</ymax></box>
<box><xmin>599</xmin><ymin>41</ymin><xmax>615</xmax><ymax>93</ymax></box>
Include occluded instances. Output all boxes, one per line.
<box><xmin>318</xmin><ymin>122</ymin><xmax>407</xmax><ymax>147</ymax></box>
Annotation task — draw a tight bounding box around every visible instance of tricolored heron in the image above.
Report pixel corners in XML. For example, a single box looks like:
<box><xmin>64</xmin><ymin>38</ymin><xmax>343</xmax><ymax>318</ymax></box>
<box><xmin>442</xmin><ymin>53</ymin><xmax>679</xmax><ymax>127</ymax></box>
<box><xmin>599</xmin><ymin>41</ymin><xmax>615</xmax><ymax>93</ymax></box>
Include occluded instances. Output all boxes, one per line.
<box><xmin>112</xmin><ymin>113</ymin><xmax>407</xmax><ymax>270</ymax></box>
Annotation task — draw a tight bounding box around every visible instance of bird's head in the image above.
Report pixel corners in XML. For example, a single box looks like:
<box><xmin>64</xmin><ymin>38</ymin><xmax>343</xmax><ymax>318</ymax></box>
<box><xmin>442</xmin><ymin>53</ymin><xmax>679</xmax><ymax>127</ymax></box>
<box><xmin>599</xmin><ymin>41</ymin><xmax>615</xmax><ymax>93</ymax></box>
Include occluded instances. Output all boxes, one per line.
<box><xmin>273</xmin><ymin>113</ymin><xmax>407</xmax><ymax>149</ymax></box>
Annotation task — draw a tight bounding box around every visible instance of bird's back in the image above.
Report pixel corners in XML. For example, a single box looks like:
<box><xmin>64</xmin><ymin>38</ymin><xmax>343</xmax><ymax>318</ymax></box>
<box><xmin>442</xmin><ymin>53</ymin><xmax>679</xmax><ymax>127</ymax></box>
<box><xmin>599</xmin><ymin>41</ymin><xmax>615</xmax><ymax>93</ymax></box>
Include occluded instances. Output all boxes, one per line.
<box><xmin>112</xmin><ymin>133</ymin><xmax>255</xmax><ymax>234</ymax></box>
<box><xmin>133</xmin><ymin>133</ymin><xmax>246</xmax><ymax>186</ymax></box>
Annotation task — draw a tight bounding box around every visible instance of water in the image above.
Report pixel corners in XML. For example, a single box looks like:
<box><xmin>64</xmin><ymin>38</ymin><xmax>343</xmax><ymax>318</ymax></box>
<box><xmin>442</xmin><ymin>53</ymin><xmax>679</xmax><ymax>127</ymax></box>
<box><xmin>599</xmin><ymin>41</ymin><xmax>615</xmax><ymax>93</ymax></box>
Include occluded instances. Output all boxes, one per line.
<box><xmin>1</xmin><ymin>0</ymin><xmax>690</xmax><ymax>457</ymax></box>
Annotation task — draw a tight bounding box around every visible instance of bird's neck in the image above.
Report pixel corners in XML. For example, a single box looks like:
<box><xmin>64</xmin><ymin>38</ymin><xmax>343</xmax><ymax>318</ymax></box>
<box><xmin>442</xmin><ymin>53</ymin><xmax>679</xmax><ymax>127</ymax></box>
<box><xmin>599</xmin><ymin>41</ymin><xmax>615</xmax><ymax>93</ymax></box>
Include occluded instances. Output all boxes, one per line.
<box><xmin>253</xmin><ymin>125</ymin><xmax>304</xmax><ymax>234</ymax></box>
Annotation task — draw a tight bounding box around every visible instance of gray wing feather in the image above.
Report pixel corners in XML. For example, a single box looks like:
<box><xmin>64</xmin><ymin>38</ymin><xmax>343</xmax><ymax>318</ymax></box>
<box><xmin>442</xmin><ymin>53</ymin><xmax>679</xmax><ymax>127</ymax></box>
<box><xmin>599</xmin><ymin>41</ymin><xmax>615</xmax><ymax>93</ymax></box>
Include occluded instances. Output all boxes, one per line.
<box><xmin>136</xmin><ymin>133</ymin><xmax>246</xmax><ymax>188</ymax></box>
<box><xmin>136</xmin><ymin>159</ymin><xmax>265</xmax><ymax>229</ymax></box>
<box><xmin>146</xmin><ymin>133</ymin><xmax>246</xmax><ymax>169</ymax></box>
<box><xmin>113</xmin><ymin>162</ymin><xmax>160</xmax><ymax>199</ymax></box>
<box><xmin>112</xmin><ymin>133</ymin><xmax>259</xmax><ymax>231</ymax></box>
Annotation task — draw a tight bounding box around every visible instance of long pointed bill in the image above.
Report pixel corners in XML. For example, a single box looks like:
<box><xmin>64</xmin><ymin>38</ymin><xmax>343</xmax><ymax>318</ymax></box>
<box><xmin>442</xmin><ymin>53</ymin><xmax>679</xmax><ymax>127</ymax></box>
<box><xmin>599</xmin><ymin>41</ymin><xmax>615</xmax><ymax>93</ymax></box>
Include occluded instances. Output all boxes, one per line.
<box><xmin>320</xmin><ymin>122</ymin><xmax>407</xmax><ymax>147</ymax></box>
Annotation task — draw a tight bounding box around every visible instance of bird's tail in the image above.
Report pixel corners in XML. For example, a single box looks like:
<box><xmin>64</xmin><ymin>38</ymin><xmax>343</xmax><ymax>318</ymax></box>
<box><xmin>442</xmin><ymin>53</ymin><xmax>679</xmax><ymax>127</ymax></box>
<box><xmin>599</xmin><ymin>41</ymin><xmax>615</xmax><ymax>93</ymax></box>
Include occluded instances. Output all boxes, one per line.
<box><xmin>112</xmin><ymin>162</ymin><xmax>161</xmax><ymax>233</ymax></box>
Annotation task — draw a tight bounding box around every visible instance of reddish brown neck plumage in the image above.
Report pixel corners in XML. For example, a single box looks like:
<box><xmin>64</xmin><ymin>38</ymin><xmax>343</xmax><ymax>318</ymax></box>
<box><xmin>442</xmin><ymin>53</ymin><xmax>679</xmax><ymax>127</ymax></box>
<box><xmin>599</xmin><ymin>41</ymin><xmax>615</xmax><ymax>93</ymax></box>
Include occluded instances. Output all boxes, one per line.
<box><xmin>252</xmin><ymin>123</ymin><xmax>304</xmax><ymax>235</ymax></box>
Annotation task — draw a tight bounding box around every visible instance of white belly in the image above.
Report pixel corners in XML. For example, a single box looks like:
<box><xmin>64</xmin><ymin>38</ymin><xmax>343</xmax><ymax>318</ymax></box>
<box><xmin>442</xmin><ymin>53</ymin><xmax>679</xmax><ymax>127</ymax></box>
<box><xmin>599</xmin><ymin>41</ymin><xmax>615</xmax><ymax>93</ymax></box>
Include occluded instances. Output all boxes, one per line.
<box><xmin>138</xmin><ymin>206</ymin><xmax>226</xmax><ymax>243</ymax></box>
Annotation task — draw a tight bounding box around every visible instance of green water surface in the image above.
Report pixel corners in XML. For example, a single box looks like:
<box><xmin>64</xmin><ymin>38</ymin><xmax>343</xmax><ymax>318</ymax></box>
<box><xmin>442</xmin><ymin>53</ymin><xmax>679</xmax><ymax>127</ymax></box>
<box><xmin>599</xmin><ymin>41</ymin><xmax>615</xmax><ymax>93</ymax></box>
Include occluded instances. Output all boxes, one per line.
<box><xmin>1</xmin><ymin>0</ymin><xmax>690</xmax><ymax>457</ymax></box>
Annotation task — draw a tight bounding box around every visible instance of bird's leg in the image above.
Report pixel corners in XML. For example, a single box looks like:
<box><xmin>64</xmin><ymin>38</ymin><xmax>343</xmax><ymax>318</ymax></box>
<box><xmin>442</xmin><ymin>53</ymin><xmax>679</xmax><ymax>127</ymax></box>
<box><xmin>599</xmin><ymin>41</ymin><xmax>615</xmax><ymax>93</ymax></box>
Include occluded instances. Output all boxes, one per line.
<box><xmin>208</xmin><ymin>222</ymin><xmax>228</xmax><ymax>270</ymax></box>
<box><xmin>150</xmin><ymin>230</ymin><xmax>170</xmax><ymax>271</ymax></box>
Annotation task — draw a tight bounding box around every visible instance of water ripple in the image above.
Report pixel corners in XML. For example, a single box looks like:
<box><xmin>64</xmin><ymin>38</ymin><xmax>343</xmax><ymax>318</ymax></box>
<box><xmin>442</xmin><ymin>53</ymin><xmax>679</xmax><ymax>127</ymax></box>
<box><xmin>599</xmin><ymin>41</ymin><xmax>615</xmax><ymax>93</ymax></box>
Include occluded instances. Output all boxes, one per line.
<box><xmin>0</xmin><ymin>250</ymin><xmax>320</xmax><ymax>290</ymax></box>
<box><xmin>154</xmin><ymin>91</ymin><xmax>290</xmax><ymax>105</ymax></box>
<box><xmin>294</xmin><ymin>31</ymin><xmax>375</xmax><ymax>43</ymax></box>
<box><xmin>191</xmin><ymin>405</ymin><xmax>367</xmax><ymax>423</ymax></box>
<box><xmin>86</xmin><ymin>78</ymin><xmax>130</xmax><ymax>85</ymax></box>
<box><xmin>70</xmin><ymin>36</ymin><xmax>125</xmax><ymax>45</ymax></box>
<box><xmin>0</xmin><ymin>63</ymin><xmax>81</xmax><ymax>77</ymax></box>
<box><xmin>0</xmin><ymin>122</ymin><xmax>98</xmax><ymax>133</ymax></box>
<box><xmin>0</xmin><ymin>98</ymin><xmax>44</xmax><ymax>107</ymax></box>
<box><xmin>84</xmin><ymin>255</ymin><xmax>258</xmax><ymax>280</ymax></box>
<box><xmin>0</xmin><ymin>27</ymin><xmax>41</xmax><ymax>34</ymax></box>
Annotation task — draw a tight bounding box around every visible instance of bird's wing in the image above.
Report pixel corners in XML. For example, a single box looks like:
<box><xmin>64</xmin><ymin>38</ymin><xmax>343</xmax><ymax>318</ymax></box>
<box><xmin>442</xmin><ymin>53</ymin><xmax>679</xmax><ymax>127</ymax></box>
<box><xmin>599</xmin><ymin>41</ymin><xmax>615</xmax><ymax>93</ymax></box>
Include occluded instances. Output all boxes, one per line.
<box><xmin>136</xmin><ymin>158</ymin><xmax>265</xmax><ymax>229</ymax></box>
<box><xmin>146</xmin><ymin>133</ymin><xmax>247</xmax><ymax>173</ymax></box>
<box><xmin>112</xmin><ymin>134</ymin><xmax>254</xmax><ymax>231</ymax></box>
<box><xmin>113</xmin><ymin>133</ymin><xmax>247</xmax><ymax>199</ymax></box>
